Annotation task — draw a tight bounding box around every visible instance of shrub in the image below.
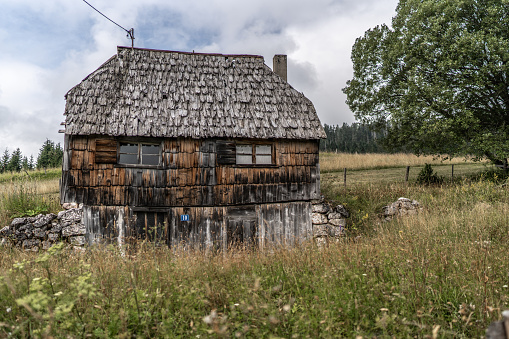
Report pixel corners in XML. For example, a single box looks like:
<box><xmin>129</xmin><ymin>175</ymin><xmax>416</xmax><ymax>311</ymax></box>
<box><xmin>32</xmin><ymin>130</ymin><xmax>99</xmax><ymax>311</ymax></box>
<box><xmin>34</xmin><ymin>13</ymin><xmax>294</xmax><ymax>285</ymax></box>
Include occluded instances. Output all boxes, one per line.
<box><xmin>416</xmin><ymin>163</ymin><xmax>443</xmax><ymax>185</ymax></box>
<box><xmin>469</xmin><ymin>168</ymin><xmax>509</xmax><ymax>184</ymax></box>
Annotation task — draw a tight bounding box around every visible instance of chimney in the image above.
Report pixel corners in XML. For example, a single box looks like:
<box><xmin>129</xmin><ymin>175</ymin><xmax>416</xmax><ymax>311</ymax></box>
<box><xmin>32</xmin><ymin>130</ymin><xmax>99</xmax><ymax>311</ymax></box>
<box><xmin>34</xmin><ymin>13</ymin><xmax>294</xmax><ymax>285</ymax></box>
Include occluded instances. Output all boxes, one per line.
<box><xmin>273</xmin><ymin>54</ymin><xmax>287</xmax><ymax>82</ymax></box>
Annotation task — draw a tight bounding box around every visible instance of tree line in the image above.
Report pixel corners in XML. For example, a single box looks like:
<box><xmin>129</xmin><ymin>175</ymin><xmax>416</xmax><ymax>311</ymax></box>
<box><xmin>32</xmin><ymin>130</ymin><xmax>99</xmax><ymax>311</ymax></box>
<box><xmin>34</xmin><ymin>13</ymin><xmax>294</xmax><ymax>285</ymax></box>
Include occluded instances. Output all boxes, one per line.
<box><xmin>319</xmin><ymin>122</ymin><xmax>389</xmax><ymax>153</ymax></box>
<box><xmin>0</xmin><ymin>139</ymin><xmax>63</xmax><ymax>174</ymax></box>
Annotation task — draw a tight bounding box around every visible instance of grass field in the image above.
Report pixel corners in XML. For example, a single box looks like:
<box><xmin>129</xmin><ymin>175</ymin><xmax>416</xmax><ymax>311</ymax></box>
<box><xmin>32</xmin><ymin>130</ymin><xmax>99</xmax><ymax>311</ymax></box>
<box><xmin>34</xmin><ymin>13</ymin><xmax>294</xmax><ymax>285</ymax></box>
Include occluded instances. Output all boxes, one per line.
<box><xmin>319</xmin><ymin>152</ymin><xmax>483</xmax><ymax>172</ymax></box>
<box><xmin>0</xmin><ymin>156</ymin><xmax>508</xmax><ymax>337</ymax></box>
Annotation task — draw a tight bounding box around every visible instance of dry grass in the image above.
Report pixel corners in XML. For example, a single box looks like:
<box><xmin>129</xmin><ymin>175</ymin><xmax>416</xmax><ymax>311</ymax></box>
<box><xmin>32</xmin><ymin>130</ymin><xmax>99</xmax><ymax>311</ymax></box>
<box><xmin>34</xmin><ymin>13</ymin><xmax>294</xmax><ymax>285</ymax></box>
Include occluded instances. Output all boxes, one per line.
<box><xmin>1</xmin><ymin>159</ymin><xmax>508</xmax><ymax>337</ymax></box>
<box><xmin>0</xmin><ymin>170</ymin><xmax>60</xmax><ymax>225</ymax></box>
<box><xmin>320</xmin><ymin>152</ymin><xmax>483</xmax><ymax>172</ymax></box>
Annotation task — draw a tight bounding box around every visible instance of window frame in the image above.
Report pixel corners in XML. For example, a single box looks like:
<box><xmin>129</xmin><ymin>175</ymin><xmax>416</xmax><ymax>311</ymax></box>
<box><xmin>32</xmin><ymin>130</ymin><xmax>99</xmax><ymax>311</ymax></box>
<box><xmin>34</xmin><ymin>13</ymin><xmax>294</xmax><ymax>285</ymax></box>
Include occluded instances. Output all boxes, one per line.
<box><xmin>235</xmin><ymin>142</ymin><xmax>275</xmax><ymax>167</ymax></box>
<box><xmin>117</xmin><ymin>140</ymin><xmax>162</xmax><ymax>168</ymax></box>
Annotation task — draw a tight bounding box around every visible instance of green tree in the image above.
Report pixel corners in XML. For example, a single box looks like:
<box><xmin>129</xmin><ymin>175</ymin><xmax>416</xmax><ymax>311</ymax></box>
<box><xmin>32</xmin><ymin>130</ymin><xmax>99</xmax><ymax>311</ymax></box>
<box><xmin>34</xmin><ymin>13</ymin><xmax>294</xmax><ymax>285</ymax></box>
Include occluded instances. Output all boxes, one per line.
<box><xmin>37</xmin><ymin>139</ymin><xmax>55</xmax><ymax>170</ymax></box>
<box><xmin>51</xmin><ymin>142</ymin><xmax>63</xmax><ymax>168</ymax></box>
<box><xmin>28</xmin><ymin>155</ymin><xmax>35</xmax><ymax>170</ymax></box>
<box><xmin>0</xmin><ymin>148</ymin><xmax>8</xmax><ymax>173</ymax></box>
<box><xmin>36</xmin><ymin>139</ymin><xmax>63</xmax><ymax>170</ymax></box>
<box><xmin>343</xmin><ymin>0</ymin><xmax>509</xmax><ymax>167</ymax></box>
<box><xmin>21</xmin><ymin>156</ymin><xmax>29</xmax><ymax>171</ymax></box>
<box><xmin>7</xmin><ymin>148</ymin><xmax>22</xmax><ymax>172</ymax></box>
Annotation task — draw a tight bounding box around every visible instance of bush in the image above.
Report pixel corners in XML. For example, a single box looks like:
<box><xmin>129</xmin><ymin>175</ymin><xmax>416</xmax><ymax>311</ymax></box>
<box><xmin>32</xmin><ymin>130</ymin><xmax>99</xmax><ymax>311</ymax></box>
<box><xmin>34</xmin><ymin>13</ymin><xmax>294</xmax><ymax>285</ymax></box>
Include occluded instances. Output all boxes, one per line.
<box><xmin>416</xmin><ymin>163</ymin><xmax>443</xmax><ymax>185</ymax></box>
<box><xmin>470</xmin><ymin>168</ymin><xmax>509</xmax><ymax>184</ymax></box>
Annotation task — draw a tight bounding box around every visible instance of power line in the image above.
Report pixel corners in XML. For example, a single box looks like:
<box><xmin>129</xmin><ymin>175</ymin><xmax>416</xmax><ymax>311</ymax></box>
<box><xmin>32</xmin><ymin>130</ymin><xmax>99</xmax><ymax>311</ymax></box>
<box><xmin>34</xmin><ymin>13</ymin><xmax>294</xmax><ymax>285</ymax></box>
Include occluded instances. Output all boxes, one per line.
<box><xmin>82</xmin><ymin>0</ymin><xmax>135</xmax><ymax>47</ymax></box>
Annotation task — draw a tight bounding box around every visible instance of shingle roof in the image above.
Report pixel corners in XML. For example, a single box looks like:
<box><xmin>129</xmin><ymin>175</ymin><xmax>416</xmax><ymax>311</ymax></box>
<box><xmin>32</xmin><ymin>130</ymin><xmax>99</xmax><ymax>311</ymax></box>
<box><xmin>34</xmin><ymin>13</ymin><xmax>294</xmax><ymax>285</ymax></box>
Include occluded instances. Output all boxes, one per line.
<box><xmin>64</xmin><ymin>46</ymin><xmax>326</xmax><ymax>139</ymax></box>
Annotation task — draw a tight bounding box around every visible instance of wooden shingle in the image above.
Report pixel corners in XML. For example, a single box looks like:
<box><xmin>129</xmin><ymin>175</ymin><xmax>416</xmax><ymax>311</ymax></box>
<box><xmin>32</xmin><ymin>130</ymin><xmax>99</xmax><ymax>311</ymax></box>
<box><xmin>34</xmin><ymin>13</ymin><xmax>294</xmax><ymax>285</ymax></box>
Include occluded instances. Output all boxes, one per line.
<box><xmin>64</xmin><ymin>47</ymin><xmax>326</xmax><ymax>140</ymax></box>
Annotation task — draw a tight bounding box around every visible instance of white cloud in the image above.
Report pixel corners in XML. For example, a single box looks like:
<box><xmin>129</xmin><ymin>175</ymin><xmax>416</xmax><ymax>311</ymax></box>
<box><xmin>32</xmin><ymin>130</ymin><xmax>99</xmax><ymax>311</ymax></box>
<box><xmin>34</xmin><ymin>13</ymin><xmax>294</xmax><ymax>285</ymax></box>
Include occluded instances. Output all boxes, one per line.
<box><xmin>0</xmin><ymin>0</ymin><xmax>399</xmax><ymax>156</ymax></box>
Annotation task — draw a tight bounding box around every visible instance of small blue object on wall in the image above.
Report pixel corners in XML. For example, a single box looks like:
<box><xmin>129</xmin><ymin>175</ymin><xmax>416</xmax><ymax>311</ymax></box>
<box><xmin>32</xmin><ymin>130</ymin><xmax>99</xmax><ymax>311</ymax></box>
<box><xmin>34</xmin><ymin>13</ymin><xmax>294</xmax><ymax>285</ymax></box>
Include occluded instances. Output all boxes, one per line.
<box><xmin>180</xmin><ymin>214</ymin><xmax>190</xmax><ymax>222</ymax></box>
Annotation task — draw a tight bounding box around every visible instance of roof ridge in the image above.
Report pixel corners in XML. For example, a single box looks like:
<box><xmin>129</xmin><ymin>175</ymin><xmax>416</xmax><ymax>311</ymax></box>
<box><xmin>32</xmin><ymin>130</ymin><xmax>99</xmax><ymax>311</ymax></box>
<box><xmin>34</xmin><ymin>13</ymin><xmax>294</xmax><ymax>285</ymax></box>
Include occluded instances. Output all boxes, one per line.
<box><xmin>117</xmin><ymin>46</ymin><xmax>264</xmax><ymax>59</ymax></box>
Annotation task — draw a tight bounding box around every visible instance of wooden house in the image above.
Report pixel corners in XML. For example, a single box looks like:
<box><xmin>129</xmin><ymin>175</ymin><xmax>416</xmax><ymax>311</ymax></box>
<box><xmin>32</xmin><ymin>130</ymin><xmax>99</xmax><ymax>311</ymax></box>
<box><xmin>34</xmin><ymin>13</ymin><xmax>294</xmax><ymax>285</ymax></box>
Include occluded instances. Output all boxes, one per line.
<box><xmin>60</xmin><ymin>46</ymin><xmax>326</xmax><ymax>249</ymax></box>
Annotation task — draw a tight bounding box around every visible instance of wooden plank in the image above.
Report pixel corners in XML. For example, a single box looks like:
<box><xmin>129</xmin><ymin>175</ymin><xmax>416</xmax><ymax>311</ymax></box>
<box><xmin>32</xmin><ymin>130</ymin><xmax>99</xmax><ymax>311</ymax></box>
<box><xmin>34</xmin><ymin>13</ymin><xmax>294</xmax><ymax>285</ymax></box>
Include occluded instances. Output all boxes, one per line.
<box><xmin>95</xmin><ymin>139</ymin><xmax>117</xmax><ymax>151</ymax></box>
<box><xmin>216</xmin><ymin>140</ymin><xmax>236</xmax><ymax>165</ymax></box>
<box><xmin>72</xmin><ymin>138</ymin><xmax>88</xmax><ymax>151</ymax></box>
<box><xmin>95</xmin><ymin>152</ymin><xmax>117</xmax><ymax>164</ymax></box>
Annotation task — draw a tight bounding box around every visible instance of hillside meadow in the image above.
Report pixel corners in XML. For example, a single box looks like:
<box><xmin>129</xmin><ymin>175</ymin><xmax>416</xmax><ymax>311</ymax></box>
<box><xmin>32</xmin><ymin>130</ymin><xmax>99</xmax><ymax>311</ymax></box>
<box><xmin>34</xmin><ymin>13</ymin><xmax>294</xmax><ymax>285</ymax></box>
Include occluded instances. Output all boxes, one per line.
<box><xmin>0</xmin><ymin>154</ymin><xmax>508</xmax><ymax>337</ymax></box>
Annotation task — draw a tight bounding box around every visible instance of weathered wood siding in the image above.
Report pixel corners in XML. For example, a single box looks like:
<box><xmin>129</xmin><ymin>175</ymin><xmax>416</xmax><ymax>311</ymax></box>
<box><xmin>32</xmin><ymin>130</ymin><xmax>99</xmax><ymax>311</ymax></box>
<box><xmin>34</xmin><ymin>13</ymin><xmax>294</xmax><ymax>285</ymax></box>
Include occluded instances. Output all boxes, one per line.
<box><xmin>83</xmin><ymin>202</ymin><xmax>312</xmax><ymax>249</ymax></box>
<box><xmin>61</xmin><ymin>135</ymin><xmax>320</xmax><ymax>207</ymax></box>
<box><xmin>62</xmin><ymin>135</ymin><xmax>319</xmax><ymax>247</ymax></box>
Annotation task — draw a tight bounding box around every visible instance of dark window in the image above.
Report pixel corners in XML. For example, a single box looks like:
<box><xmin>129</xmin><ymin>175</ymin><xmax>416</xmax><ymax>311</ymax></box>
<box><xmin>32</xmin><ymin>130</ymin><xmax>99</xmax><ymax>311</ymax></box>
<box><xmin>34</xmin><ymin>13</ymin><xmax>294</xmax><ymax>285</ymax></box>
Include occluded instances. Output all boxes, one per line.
<box><xmin>235</xmin><ymin>144</ymin><xmax>273</xmax><ymax>165</ymax></box>
<box><xmin>119</xmin><ymin>142</ymin><xmax>161</xmax><ymax>166</ymax></box>
<box><xmin>135</xmin><ymin>211</ymin><xmax>166</xmax><ymax>242</ymax></box>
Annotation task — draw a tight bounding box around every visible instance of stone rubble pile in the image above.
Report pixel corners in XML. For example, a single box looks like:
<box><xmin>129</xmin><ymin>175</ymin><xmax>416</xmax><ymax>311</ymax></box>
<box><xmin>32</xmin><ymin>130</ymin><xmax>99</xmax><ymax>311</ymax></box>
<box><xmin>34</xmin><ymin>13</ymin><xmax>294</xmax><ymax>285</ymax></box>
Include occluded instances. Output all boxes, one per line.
<box><xmin>0</xmin><ymin>205</ymin><xmax>86</xmax><ymax>251</ymax></box>
<box><xmin>311</xmin><ymin>198</ymin><xmax>349</xmax><ymax>246</ymax></box>
<box><xmin>382</xmin><ymin>197</ymin><xmax>422</xmax><ymax>221</ymax></box>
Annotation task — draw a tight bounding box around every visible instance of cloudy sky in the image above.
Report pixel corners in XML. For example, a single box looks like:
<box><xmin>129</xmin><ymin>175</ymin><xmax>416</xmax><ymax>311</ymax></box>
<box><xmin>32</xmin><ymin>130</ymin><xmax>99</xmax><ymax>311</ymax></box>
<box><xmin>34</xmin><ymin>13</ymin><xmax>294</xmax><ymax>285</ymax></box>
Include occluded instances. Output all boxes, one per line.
<box><xmin>0</xmin><ymin>0</ymin><xmax>398</xmax><ymax>158</ymax></box>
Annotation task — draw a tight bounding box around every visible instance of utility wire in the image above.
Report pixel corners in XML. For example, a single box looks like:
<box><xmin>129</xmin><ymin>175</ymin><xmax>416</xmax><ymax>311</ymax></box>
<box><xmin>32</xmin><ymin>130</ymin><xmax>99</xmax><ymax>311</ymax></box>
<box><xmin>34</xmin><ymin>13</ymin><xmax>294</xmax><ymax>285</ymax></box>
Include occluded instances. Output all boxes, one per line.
<box><xmin>82</xmin><ymin>0</ymin><xmax>135</xmax><ymax>47</ymax></box>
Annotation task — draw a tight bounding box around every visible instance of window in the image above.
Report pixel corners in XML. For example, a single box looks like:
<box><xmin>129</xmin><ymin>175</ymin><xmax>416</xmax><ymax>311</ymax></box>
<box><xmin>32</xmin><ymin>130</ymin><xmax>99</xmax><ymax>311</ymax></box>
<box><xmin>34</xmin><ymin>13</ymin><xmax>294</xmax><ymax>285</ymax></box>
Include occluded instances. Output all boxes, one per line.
<box><xmin>118</xmin><ymin>142</ymin><xmax>160</xmax><ymax>166</ymax></box>
<box><xmin>236</xmin><ymin>144</ymin><xmax>273</xmax><ymax>165</ymax></box>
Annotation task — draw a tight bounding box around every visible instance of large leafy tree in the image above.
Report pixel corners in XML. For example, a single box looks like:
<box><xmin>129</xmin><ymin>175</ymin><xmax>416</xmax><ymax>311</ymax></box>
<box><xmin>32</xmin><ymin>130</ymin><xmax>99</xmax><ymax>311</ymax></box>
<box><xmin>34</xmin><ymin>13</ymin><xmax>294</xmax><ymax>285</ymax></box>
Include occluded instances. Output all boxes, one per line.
<box><xmin>343</xmin><ymin>0</ymin><xmax>509</xmax><ymax>166</ymax></box>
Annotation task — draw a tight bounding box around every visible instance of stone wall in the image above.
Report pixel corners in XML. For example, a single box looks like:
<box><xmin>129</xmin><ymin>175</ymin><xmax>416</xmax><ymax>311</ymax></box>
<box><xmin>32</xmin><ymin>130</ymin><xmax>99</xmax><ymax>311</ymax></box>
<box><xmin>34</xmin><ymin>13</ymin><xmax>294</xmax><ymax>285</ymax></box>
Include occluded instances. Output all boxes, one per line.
<box><xmin>1</xmin><ymin>199</ymin><xmax>350</xmax><ymax>250</ymax></box>
<box><xmin>0</xmin><ymin>206</ymin><xmax>85</xmax><ymax>251</ymax></box>
<box><xmin>311</xmin><ymin>198</ymin><xmax>348</xmax><ymax>246</ymax></box>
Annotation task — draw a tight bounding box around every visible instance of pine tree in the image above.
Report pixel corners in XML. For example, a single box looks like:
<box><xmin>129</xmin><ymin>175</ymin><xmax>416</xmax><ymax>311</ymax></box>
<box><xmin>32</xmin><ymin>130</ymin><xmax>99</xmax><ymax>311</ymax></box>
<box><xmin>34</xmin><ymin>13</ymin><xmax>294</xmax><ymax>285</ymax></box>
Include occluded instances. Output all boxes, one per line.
<box><xmin>8</xmin><ymin>148</ymin><xmax>22</xmax><ymax>172</ymax></box>
<box><xmin>28</xmin><ymin>155</ymin><xmax>35</xmax><ymax>170</ymax></box>
<box><xmin>22</xmin><ymin>156</ymin><xmax>29</xmax><ymax>171</ymax></box>
<box><xmin>37</xmin><ymin>139</ymin><xmax>55</xmax><ymax>170</ymax></box>
<box><xmin>0</xmin><ymin>148</ymin><xmax>8</xmax><ymax>173</ymax></box>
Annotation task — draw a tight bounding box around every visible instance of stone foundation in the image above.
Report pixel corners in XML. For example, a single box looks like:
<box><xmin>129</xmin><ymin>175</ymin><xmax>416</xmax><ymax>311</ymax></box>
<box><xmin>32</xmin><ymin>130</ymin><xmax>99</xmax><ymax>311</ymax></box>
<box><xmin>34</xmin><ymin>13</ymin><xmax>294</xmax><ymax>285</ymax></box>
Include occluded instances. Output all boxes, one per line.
<box><xmin>1</xmin><ymin>200</ymin><xmax>350</xmax><ymax>250</ymax></box>
<box><xmin>311</xmin><ymin>198</ymin><xmax>348</xmax><ymax>246</ymax></box>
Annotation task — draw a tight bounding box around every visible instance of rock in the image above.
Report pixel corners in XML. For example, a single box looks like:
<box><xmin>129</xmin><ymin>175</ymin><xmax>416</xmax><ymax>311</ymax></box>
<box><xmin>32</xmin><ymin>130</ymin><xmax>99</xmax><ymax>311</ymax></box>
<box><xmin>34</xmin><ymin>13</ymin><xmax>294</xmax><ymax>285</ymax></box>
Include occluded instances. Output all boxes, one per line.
<box><xmin>69</xmin><ymin>236</ymin><xmax>86</xmax><ymax>246</ymax></box>
<box><xmin>49</xmin><ymin>224</ymin><xmax>62</xmax><ymax>233</ymax></box>
<box><xmin>18</xmin><ymin>223</ymin><xmax>33</xmax><ymax>233</ymax></box>
<box><xmin>382</xmin><ymin>197</ymin><xmax>422</xmax><ymax>220</ymax></box>
<box><xmin>329</xmin><ymin>218</ymin><xmax>346</xmax><ymax>227</ymax></box>
<box><xmin>313</xmin><ymin>224</ymin><xmax>330</xmax><ymax>237</ymax></box>
<box><xmin>312</xmin><ymin>203</ymin><xmax>330</xmax><ymax>214</ymax></box>
<box><xmin>58</xmin><ymin>208</ymin><xmax>82</xmax><ymax>223</ymax></box>
<box><xmin>48</xmin><ymin>233</ymin><xmax>60</xmax><ymax>242</ymax></box>
<box><xmin>62</xmin><ymin>202</ymin><xmax>78</xmax><ymax>210</ymax></box>
<box><xmin>327</xmin><ymin>212</ymin><xmax>343</xmax><ymax>220</ymax></box>
<box><xmin>62</xmin><ymin>224</ymin><xmax>86</xmax><ymax>237</ymax></box>
<box><xmin>10</xmin><ymin>218</ymin><xmax>27</xmax><ymax>229</ymax></box>
<box><xmin>22</xmin><ymin>239</ymin><xmax>41</xmax><ymax>250</ymax></box>
<box><xmin>33</xmin><ymin>227</ymin><xmax>47</xmax><ymax>239</ymax></box>
<box><xmin>312</xmin><ymin>213</ymin><xmax>329</xmax><ymax>225</ymax></box>
<box><xmin>329</xmin><ymin>225</ymin><xmax>345</xmax><ymax>237</ymax></box>
<box><xmin>42</xmin><ymin>240</ymin><xmax>53</xmax><ymax>250</ymax></box>
<box><xmin>0</xmin><ymin>226</ymin><xmax>10</xmax><ymax>236</ymax></box>
<box><xmin>335</xmin><ymin>205</ymin><xmax>350</xmax><ymax>218</ymax></box>
<box><xmin>33</xmin><ymin>214</ymin><xmax>57</xmax><ymax>228</ymax></box>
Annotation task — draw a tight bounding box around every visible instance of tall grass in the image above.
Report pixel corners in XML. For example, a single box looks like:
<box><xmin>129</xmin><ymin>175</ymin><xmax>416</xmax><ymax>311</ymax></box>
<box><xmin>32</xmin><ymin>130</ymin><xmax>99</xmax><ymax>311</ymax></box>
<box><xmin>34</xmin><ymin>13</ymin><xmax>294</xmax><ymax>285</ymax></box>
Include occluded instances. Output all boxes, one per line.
<box><xmin>1</xmin><ymin>175</ymin><xmax>508</xmax><ymax>336</ymax></box>
<box><xmin>0</xmin><ymin>178</ymin><xmax>60</xmax><ymax>226</ymax></box>
<box><xmin>0</xmin><ymin>156</ymin><xmax>508</xmax><ymax>336</ymax></box>
<box><xmin>0</xmin><ymin>168</ymin><xmax>61</xmax><ymax>184</ymax></box>
<box><xmin>320</xmin><ymin>152</ymin><xmax>483</xmax><ymax>172</ymax></box>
